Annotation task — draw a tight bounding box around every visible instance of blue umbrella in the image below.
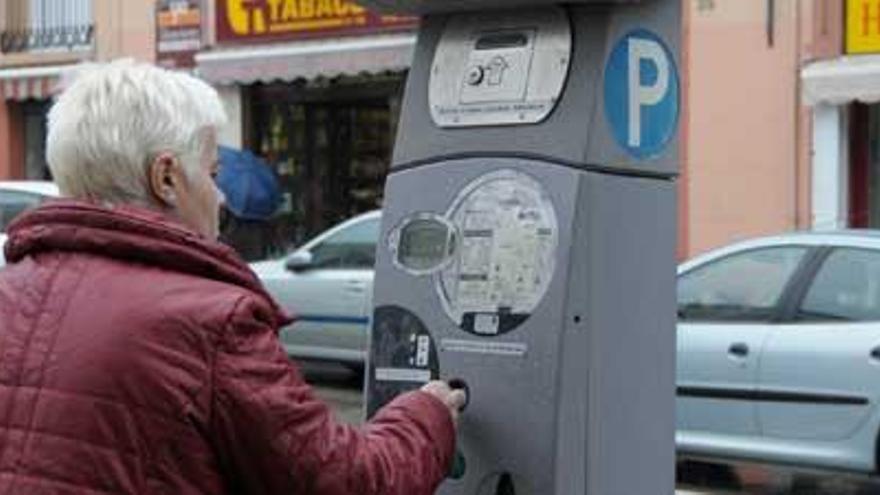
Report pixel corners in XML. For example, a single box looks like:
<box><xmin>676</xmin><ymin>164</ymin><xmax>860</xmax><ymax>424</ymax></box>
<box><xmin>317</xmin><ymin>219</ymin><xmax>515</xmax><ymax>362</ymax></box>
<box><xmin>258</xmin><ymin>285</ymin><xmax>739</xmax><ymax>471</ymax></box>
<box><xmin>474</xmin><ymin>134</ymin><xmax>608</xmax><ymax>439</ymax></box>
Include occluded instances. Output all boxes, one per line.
<box><xmin>216</xmin><ymin>146</ymin><xmax>282</xmax><ymax>221</ymax></box>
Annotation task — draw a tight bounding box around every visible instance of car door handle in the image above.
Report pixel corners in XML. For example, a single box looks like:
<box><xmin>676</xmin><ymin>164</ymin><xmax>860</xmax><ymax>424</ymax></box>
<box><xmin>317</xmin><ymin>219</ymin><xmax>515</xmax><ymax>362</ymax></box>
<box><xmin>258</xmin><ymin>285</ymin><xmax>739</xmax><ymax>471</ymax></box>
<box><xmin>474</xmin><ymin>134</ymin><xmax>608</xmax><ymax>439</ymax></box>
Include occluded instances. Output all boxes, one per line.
<box><xmin>728</xmin><ymin>342</ymin><xmax>749</xmax><ymax>358</ymax></box>
<box><xmin>344</xmin><ymin>280</ymin><xmax>367</xmax><ymax>293</ymax></box>
<box><xmin>871</xmin><ymin>346</ymin><xmax>880</xmax><ymax>361</ymax></box>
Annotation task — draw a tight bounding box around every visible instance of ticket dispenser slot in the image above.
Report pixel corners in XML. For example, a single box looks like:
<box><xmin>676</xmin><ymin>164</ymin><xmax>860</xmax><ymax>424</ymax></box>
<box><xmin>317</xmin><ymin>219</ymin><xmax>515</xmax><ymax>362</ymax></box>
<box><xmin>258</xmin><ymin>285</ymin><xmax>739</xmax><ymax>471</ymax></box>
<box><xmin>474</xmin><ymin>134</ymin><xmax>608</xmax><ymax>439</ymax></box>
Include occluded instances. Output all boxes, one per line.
<box><xmin>460</xmin><ymin>29</ymin><xmax>535</xmax><ymax>104</ymax></box>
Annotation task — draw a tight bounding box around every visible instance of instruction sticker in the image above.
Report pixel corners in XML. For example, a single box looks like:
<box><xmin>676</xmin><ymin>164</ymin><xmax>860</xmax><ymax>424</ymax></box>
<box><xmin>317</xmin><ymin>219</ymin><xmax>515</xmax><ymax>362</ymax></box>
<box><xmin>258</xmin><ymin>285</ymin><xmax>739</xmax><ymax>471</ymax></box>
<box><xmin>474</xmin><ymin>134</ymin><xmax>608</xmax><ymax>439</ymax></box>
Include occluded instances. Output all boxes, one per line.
<box><xmin>375</xmin><ymin>368</ymin><xmax>433</xmax><ymax>383</ymax></box>
<box><xmin>438</xmin><ymin>169</ymin><xmax>558</xmax><ymax>336</ymax></box>
<box><xmin>441</xmin><ymin>338</ymin><xmax>528</xmax><ymax>357</ymax></box>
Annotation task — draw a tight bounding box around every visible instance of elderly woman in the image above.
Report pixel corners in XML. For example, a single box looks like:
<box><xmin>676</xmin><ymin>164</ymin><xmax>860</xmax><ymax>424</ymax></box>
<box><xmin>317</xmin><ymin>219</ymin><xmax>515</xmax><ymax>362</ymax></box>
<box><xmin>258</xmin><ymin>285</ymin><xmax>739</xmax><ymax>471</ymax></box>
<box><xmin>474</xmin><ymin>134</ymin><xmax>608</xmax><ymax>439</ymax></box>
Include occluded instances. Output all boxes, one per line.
<box><xmin>0</xmin><ymin>60</ymin><xmax>464</xmax><ymax>494</ymax></box>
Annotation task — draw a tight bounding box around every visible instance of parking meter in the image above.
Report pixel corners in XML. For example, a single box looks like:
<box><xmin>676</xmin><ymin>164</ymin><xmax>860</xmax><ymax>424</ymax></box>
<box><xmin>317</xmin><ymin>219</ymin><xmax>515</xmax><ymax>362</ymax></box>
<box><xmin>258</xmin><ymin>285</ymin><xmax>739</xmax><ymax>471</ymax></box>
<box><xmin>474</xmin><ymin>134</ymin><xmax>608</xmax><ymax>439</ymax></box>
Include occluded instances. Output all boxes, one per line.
<box><xmin>361</xmin><ymin>1</ymin><xmax>679</xmax><ymax>493</ymax></box>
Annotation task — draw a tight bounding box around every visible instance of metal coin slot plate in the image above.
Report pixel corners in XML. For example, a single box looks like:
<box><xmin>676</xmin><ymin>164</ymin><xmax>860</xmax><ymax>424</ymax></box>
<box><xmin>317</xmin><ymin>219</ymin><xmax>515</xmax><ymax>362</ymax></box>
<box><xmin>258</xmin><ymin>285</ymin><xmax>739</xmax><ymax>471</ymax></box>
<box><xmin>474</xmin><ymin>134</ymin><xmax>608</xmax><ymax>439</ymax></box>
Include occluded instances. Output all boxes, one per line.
<box><xmin>429</xmin><ymin>7</ymin><xmax>572</xmax><ymax>128</ymax></box>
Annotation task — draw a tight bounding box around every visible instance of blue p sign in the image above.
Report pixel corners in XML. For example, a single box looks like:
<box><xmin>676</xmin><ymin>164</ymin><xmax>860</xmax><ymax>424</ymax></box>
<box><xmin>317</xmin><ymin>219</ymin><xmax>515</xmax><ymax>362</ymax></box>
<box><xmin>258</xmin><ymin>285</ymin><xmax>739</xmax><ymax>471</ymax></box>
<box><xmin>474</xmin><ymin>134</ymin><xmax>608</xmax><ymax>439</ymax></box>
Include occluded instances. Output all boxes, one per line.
<box><xmin>604</xmin><ymin>29</ymin><xmax>680</xmax><ymax>159</ymax></box>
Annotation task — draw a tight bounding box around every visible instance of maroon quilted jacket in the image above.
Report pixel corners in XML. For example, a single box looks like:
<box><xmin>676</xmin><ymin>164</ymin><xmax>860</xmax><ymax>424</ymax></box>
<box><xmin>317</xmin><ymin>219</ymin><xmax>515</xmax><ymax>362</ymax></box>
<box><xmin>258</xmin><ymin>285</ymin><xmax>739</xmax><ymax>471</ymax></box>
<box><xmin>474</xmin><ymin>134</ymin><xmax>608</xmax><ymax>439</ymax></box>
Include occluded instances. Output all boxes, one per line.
<box><xmin>0</xmin><ymin>201</ymin><xmax>454</xmax><ymax>494</ymax></box>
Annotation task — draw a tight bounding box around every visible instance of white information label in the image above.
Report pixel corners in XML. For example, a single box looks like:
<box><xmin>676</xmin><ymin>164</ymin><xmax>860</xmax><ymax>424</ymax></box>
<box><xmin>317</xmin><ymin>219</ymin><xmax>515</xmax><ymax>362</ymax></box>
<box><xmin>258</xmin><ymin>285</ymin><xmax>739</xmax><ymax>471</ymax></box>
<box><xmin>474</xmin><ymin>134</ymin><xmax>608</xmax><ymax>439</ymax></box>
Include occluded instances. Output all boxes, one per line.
<box><xmin>473</xmin><ymin>314</ymin><xmax>500</xmax><ymax>335</ymax></box>
<box><xmin>441</xmin><ymin>339</ymin><xmax>528</xmax><ymax>357</ymax></box>
<box><xmin>375</xmin><ymin>368</ymin><xmax>433</xmax><ymax>383</ymax></box>
<box><xmin>415</xmin><ymin>335</ymin><xmax>431</xmax><ymax>366</ymax></box>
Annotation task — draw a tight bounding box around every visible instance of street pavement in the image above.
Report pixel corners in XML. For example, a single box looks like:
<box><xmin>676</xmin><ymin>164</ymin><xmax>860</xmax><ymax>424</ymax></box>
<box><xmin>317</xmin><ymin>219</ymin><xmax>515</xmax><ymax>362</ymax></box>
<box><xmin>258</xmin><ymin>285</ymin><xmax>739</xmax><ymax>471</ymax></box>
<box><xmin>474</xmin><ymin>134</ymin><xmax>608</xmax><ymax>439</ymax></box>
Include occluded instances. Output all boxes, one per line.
<box><xmin>299</xmin><ymin>361</ymin><xmax>880</xmax><ymax>494</ymax></box>
<box><xmin>298</xmin><ymin>360</ymin><xmax>365</xmax><ymax>425</ymax></box>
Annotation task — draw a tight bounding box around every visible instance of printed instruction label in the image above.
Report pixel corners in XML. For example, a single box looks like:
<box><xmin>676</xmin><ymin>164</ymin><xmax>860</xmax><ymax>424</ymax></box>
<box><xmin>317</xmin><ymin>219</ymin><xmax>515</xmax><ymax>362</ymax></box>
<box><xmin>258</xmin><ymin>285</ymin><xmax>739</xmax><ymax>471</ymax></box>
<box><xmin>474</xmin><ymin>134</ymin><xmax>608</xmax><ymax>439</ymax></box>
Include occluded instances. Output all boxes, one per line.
<box><xmin>440</xmin><ymin>338</ymin><xmax>528</xmax><ymax>357</ymax></box>
<box><xmin>439</xmin><ymin>170</ymin><xmax>558</xmax><ymax>325</ymax></box>
<box><xmin>375</xmin><ymin>368</ymin><xmax>433</xmax><ymax>383</ymax></box>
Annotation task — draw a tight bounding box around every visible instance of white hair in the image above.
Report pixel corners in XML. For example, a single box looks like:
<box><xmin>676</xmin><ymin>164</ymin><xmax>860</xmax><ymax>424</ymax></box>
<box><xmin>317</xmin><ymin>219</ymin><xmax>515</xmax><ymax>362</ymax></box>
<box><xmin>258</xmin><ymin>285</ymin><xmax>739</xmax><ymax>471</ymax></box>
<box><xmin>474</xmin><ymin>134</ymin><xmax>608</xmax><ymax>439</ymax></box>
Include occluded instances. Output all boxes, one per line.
<box><xmin>46</xmin><ymin>59</ymin><xmax>227</xmax><ymax>204</ymax></box>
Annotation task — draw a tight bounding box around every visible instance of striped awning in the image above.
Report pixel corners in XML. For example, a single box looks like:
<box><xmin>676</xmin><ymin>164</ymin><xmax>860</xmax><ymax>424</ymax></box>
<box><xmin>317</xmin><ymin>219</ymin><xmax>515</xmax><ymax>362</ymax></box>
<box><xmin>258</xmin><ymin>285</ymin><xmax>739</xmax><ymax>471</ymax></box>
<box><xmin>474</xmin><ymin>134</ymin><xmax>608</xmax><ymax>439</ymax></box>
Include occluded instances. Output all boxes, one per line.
<box><xmin>195</xmin><ymin>33</ymin><xmax>416</xmax><ymax>85</ymax></box>
<box><xmin>0</xmin><ymin>64</ymin><xmax>72</xmax><ymax>101</ymax></box>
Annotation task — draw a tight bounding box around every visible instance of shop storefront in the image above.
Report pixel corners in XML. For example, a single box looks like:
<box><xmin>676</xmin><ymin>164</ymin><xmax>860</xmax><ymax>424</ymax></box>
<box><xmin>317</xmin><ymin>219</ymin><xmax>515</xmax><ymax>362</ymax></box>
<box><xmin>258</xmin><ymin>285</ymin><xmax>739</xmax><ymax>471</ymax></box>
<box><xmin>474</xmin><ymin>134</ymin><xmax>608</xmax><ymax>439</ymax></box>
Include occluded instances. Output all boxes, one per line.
<box><xmin>802</xmin><ymin>0</ymin><xmax>880</xmax><ymax>230</ymax></box>
<box><xmin>196</xmin><ymin>0</ymin><xmax>416</xmax><ymax>254</ymax></box>
<box><xmin>0</xmin><ymin>66</ymin><xmax>67</xmax><ymax>180</ymax></box>
<box><xmin>248</xmin><ymin>74</ymin><xmax>403</xmax><ymax>245</ymax></box>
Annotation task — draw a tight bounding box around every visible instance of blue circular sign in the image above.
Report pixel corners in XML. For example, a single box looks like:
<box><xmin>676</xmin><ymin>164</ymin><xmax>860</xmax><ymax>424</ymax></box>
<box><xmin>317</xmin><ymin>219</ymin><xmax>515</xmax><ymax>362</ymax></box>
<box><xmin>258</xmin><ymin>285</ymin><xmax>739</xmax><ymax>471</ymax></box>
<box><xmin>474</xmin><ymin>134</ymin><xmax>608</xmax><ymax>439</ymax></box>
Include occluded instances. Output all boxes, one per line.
<box><xmin>604</xmin><ymin>29</ymin><xmax>680</xmax><ymax>159</ymax></box>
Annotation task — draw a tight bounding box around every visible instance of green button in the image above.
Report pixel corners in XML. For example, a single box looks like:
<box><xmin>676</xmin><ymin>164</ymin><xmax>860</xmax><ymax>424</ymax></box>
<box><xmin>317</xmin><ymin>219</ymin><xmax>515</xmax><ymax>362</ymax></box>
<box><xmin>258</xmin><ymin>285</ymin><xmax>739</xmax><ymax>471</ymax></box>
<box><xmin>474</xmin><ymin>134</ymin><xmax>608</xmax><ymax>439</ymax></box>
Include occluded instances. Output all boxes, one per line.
<box><xmin>448</xmin><ymin>450</ymin><xmax>466</xmax><ymax>479</ymax></box>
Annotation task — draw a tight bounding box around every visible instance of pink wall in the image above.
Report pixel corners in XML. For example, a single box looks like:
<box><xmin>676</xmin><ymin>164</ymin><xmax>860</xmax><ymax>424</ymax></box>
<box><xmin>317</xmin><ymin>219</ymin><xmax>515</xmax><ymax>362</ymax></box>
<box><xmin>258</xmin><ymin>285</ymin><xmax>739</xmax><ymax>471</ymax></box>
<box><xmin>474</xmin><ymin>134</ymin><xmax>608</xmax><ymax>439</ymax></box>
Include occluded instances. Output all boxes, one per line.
<box><xmin>95</xmin><ymin>0</ymin><xmax>156</xmax><ymax>63</ymax></box>
<box><xmin>0</xmin><ymin>0</ymin><xmax>156</xmax><ymax>179</ymax></box>
<box><xmin>684</xmin><ymin>0</ymin><xmax>827</xmax><ymax>257</ymax></box>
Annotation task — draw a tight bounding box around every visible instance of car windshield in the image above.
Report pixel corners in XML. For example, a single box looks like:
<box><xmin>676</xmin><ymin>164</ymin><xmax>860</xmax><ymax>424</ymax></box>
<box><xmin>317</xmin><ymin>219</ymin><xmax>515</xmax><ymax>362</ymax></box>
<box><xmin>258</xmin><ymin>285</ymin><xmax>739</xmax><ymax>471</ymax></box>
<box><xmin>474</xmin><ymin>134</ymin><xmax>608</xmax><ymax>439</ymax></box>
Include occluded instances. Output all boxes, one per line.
<box><xmin>304</xmin><ymin>216</ymin><xmax>381</xmax><ymax>269</ymax></box>
<box><xmin>0</xmin><ymin>190</ymin><xmax>47</xmax><ymax>233</ymax></box>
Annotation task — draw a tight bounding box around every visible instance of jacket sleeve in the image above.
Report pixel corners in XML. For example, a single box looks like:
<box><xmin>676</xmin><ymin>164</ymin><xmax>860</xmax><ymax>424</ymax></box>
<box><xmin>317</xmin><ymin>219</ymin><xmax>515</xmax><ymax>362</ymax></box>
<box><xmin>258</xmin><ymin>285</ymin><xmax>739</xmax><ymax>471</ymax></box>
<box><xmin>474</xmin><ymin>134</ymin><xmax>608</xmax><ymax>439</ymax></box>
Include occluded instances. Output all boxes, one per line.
<box><xmin>209</xmin><ymin>296</ymin><xmax>456</xmax><ymax>495</ymax></box>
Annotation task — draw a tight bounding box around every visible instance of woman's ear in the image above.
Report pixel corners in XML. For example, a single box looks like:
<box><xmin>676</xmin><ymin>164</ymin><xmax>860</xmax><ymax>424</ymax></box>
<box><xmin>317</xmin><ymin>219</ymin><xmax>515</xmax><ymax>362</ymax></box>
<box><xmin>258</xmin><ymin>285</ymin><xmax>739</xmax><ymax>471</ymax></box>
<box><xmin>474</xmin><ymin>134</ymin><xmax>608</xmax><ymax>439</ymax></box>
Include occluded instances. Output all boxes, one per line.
<box><xmin>148</xmin><ymin>152</ymin><xmax>179</xmax><ymax>207</ymax></box>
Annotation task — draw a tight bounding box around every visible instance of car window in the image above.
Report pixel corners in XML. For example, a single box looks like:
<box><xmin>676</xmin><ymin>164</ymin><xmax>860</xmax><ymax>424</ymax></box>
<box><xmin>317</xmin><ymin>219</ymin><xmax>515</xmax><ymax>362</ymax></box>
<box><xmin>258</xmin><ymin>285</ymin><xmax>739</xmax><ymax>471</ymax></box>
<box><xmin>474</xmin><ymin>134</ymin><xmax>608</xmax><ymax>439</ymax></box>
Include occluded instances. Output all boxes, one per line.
<box><xmin>0</xmin><ymin>190</ymin><xmax>45</xmax><ymax>232</ymax></box>
<box><xmin>678</xmin><ymin>246</ymin><xmax>808</xmax><ymax>322</ymax></box>
<box><xmin>798</xmin><ymin>248</ymin><xmax>880</xmax><ymax>322</ymax></box>
<box><xmin>309</xmin><ymin>216</ymin><xmax>380</xmax><ymax>269</ymax></box>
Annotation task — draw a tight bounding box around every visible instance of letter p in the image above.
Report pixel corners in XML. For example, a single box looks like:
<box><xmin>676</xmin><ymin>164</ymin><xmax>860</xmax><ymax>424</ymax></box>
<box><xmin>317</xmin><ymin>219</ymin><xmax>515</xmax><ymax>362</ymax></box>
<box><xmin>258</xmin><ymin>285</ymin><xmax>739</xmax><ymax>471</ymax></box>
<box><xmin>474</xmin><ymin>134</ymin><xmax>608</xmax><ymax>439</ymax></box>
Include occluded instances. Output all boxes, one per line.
<box><xmin>628</xmin><ymin>38</ymin><xmax>669</xmax><ymax>148</ymax></box>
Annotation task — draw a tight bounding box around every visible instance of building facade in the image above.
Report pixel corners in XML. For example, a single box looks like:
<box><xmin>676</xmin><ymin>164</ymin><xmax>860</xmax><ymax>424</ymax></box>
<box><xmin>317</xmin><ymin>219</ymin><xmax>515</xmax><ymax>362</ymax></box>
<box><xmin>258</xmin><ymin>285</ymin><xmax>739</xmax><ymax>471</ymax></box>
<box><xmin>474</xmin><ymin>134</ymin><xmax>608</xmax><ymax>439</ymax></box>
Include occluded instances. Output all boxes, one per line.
<box><xmin>200</xmin><ymin>0</ymin><xmax>853</xmax><ymax>260</ymax></box>
<box><xmin>0</xmin><ymin>1</ymin><xmax>865</xmax><ymax>260</ymax></box>
<box><xmin>683</xmin><ymin>0</ymin><xmax>842</xmax><ymax>257</ymax></box>
<box><xmin>802</xmin><ymin>0</ymin><xmax>880</xmax><ymax>235</ymax></box>
<box><xmin>0</xmin><ymin>0</ymin><xmax>156</xmax><ymax>181</ymax></box>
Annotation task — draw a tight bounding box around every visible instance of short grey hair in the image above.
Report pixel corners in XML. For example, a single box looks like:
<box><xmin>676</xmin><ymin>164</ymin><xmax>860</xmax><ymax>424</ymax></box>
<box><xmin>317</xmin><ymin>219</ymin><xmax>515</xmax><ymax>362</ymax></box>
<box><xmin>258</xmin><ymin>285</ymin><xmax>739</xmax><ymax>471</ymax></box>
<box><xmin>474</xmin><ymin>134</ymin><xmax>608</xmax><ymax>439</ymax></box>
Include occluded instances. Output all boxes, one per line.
<box><xmin>46</xmin><ymin>59</ymin><xmax>227</xmax><ymax>204</ymax></box>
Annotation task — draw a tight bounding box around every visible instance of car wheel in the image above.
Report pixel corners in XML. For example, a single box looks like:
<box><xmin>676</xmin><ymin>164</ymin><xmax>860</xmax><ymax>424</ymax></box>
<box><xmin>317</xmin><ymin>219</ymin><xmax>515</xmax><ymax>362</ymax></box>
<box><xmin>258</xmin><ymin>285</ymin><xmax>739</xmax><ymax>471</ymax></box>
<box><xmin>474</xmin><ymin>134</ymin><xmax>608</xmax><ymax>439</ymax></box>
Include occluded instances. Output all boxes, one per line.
<box><xmin>876</xmin><ymin>427</ymin><xmax>880</xmax><ymax>474</ymax></box>
<box><xmin>676</xmin><ymin>460</ymin><xmax>741</xmax><ymax>490</ymax></box>
<box><xmin>346</xmin><ymin>364</ymin><xmax>365</xmax><ymax>383</ymax></box>
<box><xmin>789</xmin><ymin>474</ymin><xmax>821</xmax><ymax>494</ymax></box>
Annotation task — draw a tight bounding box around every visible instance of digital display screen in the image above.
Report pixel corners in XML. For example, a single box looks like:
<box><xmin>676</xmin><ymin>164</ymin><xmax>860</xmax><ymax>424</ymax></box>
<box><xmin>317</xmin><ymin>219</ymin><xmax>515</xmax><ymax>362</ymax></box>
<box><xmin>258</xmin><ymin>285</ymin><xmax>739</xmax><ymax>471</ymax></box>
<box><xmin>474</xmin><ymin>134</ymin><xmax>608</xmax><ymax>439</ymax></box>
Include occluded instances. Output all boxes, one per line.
<box><xmin>398</xmin><ymin>219</ymin><xmax>450</xmax><ymax>271</ymax></box>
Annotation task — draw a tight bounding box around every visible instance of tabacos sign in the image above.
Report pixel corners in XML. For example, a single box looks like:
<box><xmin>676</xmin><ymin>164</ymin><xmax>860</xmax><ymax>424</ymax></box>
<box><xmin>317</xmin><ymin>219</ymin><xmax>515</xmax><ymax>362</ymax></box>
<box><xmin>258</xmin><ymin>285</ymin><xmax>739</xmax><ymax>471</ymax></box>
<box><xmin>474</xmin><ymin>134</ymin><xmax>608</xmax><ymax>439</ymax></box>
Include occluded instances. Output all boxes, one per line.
<box><xmin>848</xmin><ymin>0</ymin><xmax>880</xmax><ymax>54</ymax></box>
<box><xmin>216</xmin><ymin>0</ymin><xmax>416</xmax><ymax>43</ymax></box>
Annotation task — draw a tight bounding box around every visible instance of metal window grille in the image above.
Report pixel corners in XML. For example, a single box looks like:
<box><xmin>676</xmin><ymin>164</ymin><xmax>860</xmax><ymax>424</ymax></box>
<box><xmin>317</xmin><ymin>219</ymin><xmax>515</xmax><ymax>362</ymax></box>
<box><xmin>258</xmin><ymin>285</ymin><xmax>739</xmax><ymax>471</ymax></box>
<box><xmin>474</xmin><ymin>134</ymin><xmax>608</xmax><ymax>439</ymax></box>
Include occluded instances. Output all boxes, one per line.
<box><xmin>1</xmin><ymin>0</ymin><xmax>93</xmax><ymax>53</ymax></box>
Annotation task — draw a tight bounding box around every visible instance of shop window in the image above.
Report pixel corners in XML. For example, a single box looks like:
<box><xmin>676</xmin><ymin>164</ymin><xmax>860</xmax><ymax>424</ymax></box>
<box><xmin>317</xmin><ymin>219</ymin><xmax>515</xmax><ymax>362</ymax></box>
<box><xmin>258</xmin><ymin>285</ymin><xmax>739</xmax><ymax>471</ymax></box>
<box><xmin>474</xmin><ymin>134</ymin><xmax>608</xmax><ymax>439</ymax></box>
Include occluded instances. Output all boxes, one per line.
<box><xmin>855</xmin><ymin>103</ymin><xmax>880</xmax><ymax>228</ymax></box>
<box><xmin>250</xmin><ymin>76</ymin><xmax>403</xmax><ymax>254</ymax></box>
<box><xmin>22</xmin><ymin>101</ymin><xmax>51</xmax><ymax>181</ymax></box>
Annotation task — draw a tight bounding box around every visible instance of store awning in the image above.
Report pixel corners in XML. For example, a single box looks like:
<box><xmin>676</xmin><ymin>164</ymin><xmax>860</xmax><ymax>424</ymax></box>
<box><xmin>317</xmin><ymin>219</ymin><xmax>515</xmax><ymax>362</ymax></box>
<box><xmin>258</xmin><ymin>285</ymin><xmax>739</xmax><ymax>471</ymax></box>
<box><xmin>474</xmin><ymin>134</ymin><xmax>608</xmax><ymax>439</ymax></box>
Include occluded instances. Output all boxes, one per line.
<box><xmin>0</xmin><ymin>64</ymin><xmax>71</xmax><ymax>101</ymax></box>
<box><xmin>195</xmin><ymin>33</ymin><xmax>417</xmax><ymax>85</ymax></box>
<box><xmin>802</xmin><ymin>54</ymin><xmax>880</xmax><ymax>106</ymax></box>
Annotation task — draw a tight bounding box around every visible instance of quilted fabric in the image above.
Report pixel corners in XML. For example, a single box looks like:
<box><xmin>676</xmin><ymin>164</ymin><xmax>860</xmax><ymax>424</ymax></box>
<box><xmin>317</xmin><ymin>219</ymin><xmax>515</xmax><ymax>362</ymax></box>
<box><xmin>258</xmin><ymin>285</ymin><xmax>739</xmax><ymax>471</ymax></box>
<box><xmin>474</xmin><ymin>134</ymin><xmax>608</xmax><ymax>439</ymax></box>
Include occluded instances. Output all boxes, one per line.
<box><xmin>0</xmin><ymin>201</ymin><xmax>454</xmax><ymax>494</ymax></box>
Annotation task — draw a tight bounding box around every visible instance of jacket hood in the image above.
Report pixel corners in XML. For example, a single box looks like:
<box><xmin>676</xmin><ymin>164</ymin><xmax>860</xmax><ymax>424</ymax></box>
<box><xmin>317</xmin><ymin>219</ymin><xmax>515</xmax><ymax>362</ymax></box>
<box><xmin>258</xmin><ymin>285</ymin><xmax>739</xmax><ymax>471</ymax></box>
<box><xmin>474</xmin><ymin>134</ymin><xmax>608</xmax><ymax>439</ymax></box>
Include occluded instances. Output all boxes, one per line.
<box><xmin>5</xmin><ymin>200</ymin><xmax>292</xmax><ymax>327</ymax></box>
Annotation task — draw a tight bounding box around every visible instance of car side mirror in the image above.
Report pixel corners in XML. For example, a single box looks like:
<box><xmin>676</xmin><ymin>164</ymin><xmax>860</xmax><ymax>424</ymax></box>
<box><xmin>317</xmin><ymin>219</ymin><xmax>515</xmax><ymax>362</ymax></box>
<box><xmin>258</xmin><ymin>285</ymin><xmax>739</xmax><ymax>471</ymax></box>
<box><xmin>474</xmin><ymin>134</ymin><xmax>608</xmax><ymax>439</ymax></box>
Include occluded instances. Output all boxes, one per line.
<box><xmin>285</xmin><ymin>251</ymin><xmax>314</xmax><ymax>272</ymax></box>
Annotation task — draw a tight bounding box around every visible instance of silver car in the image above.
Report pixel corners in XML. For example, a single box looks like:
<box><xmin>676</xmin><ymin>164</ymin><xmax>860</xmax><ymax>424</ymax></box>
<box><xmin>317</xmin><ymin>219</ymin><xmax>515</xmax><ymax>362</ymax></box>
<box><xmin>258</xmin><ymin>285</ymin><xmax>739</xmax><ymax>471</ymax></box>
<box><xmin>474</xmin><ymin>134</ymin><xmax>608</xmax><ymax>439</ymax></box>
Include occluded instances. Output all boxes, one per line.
<box><xmin>0</xmin><ymin>181</ymin><xmax>59</xmax><ymax>266</ymax></box>
<box><xmin>250</xmin><ymin>210</ymin><xmax>380</xmax><ymax>368</ymax></box>
<box><xmin>677</xmin><ymin>231</ymin><xmax>880</xmax><ymax>474</ymax></box>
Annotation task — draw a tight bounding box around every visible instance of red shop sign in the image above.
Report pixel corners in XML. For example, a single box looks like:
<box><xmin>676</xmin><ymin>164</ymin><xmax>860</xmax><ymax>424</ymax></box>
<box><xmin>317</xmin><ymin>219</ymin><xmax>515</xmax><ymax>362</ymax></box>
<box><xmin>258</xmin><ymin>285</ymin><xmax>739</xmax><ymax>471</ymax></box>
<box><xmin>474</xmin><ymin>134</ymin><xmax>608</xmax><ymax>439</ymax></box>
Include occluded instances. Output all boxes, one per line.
<box><xmin>216</xmin><ymin>0</ymin><xmax>417</xmax><ymax>44</ymax></box>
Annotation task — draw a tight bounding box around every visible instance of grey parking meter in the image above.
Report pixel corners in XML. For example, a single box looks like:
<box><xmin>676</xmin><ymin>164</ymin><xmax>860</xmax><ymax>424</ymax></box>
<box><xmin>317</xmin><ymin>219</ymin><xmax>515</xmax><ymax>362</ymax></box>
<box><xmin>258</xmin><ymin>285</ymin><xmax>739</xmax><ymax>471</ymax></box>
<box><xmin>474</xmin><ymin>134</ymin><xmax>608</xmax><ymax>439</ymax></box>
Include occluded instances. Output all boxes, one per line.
<box><xmin>362</xmin><ymin>1</ymin><xmax>679</xmax><ymax>493</ymax></box>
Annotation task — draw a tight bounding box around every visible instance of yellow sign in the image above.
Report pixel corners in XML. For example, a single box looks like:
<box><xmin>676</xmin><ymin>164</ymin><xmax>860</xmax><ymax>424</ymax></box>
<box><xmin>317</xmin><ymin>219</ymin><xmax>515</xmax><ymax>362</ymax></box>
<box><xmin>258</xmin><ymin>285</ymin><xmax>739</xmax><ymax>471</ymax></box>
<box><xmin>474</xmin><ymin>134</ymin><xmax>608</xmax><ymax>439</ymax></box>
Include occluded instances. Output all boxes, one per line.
<box><xmin>848</xmin><ymin>0</ymin><xmax>880</xmax><ymax>54</ymax></box>
<box><xmin>219</xmin><ymin>0</ymin><xmax>414</xmax><ymax>42</ymax></box>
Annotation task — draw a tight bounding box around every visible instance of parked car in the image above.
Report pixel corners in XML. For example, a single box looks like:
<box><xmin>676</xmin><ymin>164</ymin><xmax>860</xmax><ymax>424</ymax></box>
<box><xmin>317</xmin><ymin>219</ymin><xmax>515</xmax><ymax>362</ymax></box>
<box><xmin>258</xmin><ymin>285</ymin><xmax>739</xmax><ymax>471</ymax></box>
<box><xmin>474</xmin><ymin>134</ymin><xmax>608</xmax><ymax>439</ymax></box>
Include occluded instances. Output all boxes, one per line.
<box><xmin>0</xmin><ymin>181</ymin><xmax>59</xmax><ymax>266</ymax></box>
<box><xmin>250</xmin><ymin>210</ymin><xmax>381</xmax><ymax>368</ymax></box>
<box><xmin>676</xmin><ymin>231</ymin><xmax>880</xmax><ymax>475</ymax></box>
